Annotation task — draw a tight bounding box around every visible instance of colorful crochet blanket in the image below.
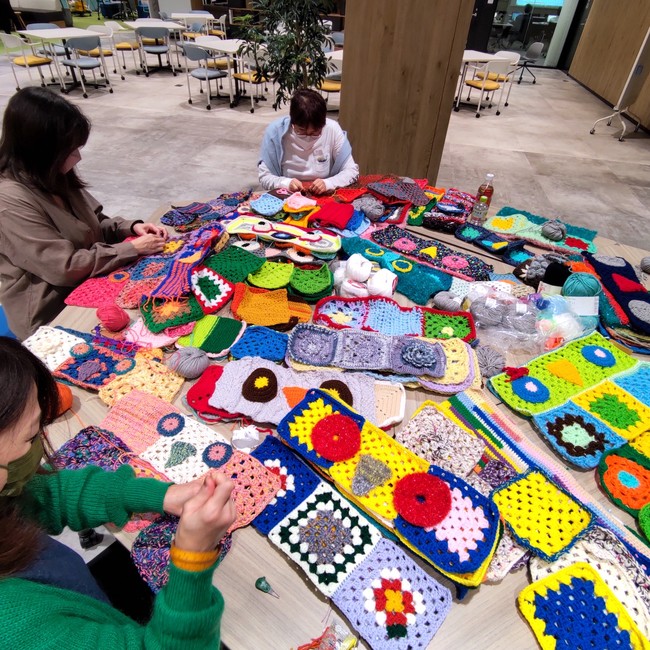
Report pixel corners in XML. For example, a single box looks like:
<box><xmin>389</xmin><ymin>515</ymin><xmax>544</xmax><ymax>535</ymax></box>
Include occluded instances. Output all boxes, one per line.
<box><xmin>486</xmin><ymin>207</ymin><xmax>598</xmax><ymax>254</ymax></box>
<box><xmin>341</xmin><ymin>237</ymin><xmax>453</xmax><ymax>305</ymax></box>
<box><xmin>371</xmin><ymin>225</ymin><xmax>493</xmax><ymax>281</ymax></box>
<box><xmin>276</xmin><ymin>389</ymin><xmax>501</xmax><ymax>587</ymax></box>
<box><xmin>313</xmin><ymin>295</ymin><xmax>476</xmax><ymax>342</ymax></box>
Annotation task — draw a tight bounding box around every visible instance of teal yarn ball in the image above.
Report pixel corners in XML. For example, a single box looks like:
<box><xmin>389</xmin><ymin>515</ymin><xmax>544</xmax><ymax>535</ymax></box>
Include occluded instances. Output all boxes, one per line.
<box><xmin>561</xmin><ymin>273</ymin><xmax>602</xmax><ymax>297</ymax></box>
<box><xmin>561</xmin><ymin>272</ymin><xmax>602</xmax><ymax>332</ymax></box>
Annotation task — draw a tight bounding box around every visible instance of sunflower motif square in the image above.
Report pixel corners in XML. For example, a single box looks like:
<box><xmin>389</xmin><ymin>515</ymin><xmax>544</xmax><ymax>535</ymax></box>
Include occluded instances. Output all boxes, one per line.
<box><xmin>268</xmin><ymin>482</ymin><xmax>382</xmax><ymax>597</ymax></box>
<box><xmin>250</xmin><ymin>436</ymin><xmax>321</xmax><ymax>535</ymax></box>
<box><xmin>332</xmin><ymin>538</ymin><xmax>451</xmax><ymax>650</ymax></box>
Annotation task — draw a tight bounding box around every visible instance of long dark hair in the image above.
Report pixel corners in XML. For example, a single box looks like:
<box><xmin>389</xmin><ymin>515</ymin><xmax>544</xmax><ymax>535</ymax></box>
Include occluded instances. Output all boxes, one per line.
<box><xmin>0</xmin><ymin>87</ymin><xmax>90</xmax><ymax>199</ymax></box>
<box><xmin>0</xmin><ymin>337</ymin><xmax>60</xmax><ymax>577</ymax></box>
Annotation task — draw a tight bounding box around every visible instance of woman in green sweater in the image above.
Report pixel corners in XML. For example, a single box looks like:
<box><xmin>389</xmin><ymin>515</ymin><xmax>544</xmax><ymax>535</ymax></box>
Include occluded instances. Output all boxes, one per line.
<box><xmin>0</xmin><ymin>336</ymin><xmax>236</xmax><ymax>649</ymax></box>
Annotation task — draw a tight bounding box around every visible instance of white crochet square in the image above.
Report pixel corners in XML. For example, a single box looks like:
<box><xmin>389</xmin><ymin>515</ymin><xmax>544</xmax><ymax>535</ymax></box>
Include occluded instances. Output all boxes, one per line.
<box><xmin>23</xmin><ymin>326</ymin><xmax>86</xmax><ymax>371</ymax></box>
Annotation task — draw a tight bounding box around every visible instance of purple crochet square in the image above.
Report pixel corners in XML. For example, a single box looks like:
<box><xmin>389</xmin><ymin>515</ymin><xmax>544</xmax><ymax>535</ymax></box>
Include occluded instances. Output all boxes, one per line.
<box><xmin>338</xmin><ymin>330</ymin><xmax>386</xmax><ymax>369</ymax></box>
<box><xmin>288</xmin><ymin>324</ymin><xmax>338</xmax><ymax>366</ymax></box>
<box><xmin>390</xmin><ymin>338</ymin><xmax>446</xmax><ymax>377</ymax></box>
<box><xmin>52</xmin><ymin>426</ymin><xmax>131</xmax><ymax>471</ymax></box>
<box><xmin>332</xmin><ymin>538</ymin><xmax>451</xmax><ymax>650</ymax></box>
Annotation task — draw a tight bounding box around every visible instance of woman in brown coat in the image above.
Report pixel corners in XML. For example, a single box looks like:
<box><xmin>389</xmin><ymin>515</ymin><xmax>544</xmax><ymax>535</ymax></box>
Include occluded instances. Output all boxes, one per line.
<box><xmin>0</xmin><ymin>88</ymin><xmax>168</xmax><ymax>340</ymax></box>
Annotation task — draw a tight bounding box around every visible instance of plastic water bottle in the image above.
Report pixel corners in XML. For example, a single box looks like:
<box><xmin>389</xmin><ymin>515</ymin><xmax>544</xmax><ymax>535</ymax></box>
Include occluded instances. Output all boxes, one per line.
<box><xmin>477</xmin><ymin>173</ymin><xmax>495</xmax><ymax>208</ymax></box>
<box><xmin>468</xmin><ymin>196</ymin><xmax>489</xmax><ymax>226</ymax></box>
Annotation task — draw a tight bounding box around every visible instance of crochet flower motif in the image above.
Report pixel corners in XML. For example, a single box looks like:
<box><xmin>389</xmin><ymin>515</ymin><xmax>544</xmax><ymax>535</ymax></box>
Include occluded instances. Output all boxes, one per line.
<box><xmin>264</xmin><ymin>459</ymin><xmax>295</xmax><ymax>505</ymax></box>
<box><xmin>291</xmin><ymin>501</ymin><xmax>361</xmax><ymax>574</ymax></box>
<box><xmin>363</xmin><ymin>568</ymin><xmax>426</xmax><ymax>639</ymax></box>
<box><xmin>401</xmin><ymin>341</ymin><xmax>438</xmax><ymax>369</ymax></box>
<box><xmin>150</xmin><ymin>299</ymin><xmax>192</xmax><ymax>326</ymax></box>
<box><xmin>430</xmin><ymin>487</ymin><xmax>489</xmax><ymax>562</ymax></box>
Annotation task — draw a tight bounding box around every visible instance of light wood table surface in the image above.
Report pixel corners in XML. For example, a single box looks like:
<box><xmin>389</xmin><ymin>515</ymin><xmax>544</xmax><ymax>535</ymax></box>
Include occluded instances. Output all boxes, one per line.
<box><xmin>47</xmin><ymin>207</ymin><xmax>649</xmax><ymax>650</ymax></box>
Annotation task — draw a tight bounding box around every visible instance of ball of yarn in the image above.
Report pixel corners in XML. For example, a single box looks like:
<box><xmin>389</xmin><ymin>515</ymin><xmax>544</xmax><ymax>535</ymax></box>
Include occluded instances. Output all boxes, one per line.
<box><xmin>346</xmin><ymin>253</ymin><xmax>373</xmax><ymax>282</ymax></box>
<box><xmin>96</xmin><ymin>305</ymin><xmax>130</xmax><ymax>332</ymax></box>
<box><xmin>561</xmin><ymin>272</ymin><xmax>602</xmax><ymax>297</ymax></box>
<box><xmin>55</xmin><ymin>382</ymin><xmax>73</xmax><ymax>416</ymax></box>
<box><xmin>541</xmin><ymin>219</ymin><xmax>567</xmax><ymax>242</ymax></box>
<box><xmin>503</xmin><ymin>303</ymin><xmax>538</xmax><ymax>333</ymax></box>
<box><xmin>432</xmin><ymin>291</ymin><xmax>462</xmax><ymax>312</ymax></box>
<box><xmin>340</xmin><ymin>279</ymin><xmax>369</xmax><ymax>298</ymax></box>
<box><xmin>367</xmin><ymin>268</ymin><xmax>397</xmax><ymax>297</ymax></box>
<box><xmin>640</xmin><ymin>256</ymin><xmax>650</xmax><ymax>275</ymax></box>
<box><xmin>475</xmin><ymin>345</ymin><xmax>505</xmax><ymax>378</ymax></box>
<box><xmin>166</xmin><ymin>347</ymin><xmax>210</xmax><ymax>379</ymax></box>
<box><xmin>469</xmin><ymin>297</ymin><xmax>503</xmax><ymax>327</ymax></box>
<box><xmin>333</xmin><ymin>265</ymin><xmax>347</xmax><ymax>288</ymax></box>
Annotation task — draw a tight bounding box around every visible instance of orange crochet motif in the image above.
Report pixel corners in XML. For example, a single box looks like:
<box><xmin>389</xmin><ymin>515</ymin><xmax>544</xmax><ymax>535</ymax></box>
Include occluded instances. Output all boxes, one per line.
<box><xmin>231</xmin><ymin>283</ymin><xmax>311</xmax><ymax>328</ymax></box>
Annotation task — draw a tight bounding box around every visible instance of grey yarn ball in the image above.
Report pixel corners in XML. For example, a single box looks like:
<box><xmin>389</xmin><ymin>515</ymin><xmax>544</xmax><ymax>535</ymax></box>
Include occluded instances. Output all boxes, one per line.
<box><xmin>469</xmin><ymin>297</ymin><xmax>504</xmax><ymax>327</ymax></box>
<box><xmin>476</xmin><ymin>345</ymin><xmax>505</xmax><ymax>378</ymax></box>
<box><xmin>166</xmin><ymin>347</ymin><xmax>210</xmax><ymax>379</ymax></box>
<box><xmin>503</xmin><ymin>303</ymin><xmax>538</xmax><ymax>334</ymax></box>
<box><xmin>541</xmin><ymin>219</ymin><xmax>567</xmax><ymax>242</ymax></box>
<box><xmin>353</xmin><ymin>195</ymin><xmax>384</xmax><ymax>221</ymax></box>
<box><xmin>432</xmin><ymin>291</ymin><xmax>463</xmax><ymax>312</ymax></box>
<box><xmin>641</xmin><ymin>256</ymin><xmax>650</xmax><ymax>275</ymax></box>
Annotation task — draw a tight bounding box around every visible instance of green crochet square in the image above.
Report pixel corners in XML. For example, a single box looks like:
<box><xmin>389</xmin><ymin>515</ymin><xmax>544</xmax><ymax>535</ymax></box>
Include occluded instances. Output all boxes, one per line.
<box><xmin>289</xmin><ymin>263</ymin><xmax>333</xmax><ymax>302</ymax></box>
<box><xmin>248</xmin><ymin>261</ymin><xmax>295</xmax><ymax>290</ymax></box>
<box><xmin>423</xmin><ymin>311</ymin><xmax>472</xmax><ymax>340</ymax></box>
<box><xmin>140</xmin><ymin>294</ymin><xmax>204</xmax><ymax>334</ymax></box>
<box><xmin>201</xmin><ymin>317</ymin><xmax>244</xmax><ymax>356</ymax></box>
<box><xmin>203</xmin><ymin>246</ymin><xmax>265</xmax><ymax>283</ymax></box>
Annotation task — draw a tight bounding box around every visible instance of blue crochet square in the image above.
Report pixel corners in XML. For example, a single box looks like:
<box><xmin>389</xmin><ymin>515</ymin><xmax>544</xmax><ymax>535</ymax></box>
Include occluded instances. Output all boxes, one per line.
<box><xmin>613</xmin><ymin>363</ymin><xmax>650</xmax><ymax>408</ymax></box>
<box><xmin>250</xmin><ymin>436</ymin><xmax>321</xmax><ymax>535</ymax></box>
<box><xmin>251</xmin><ymin>193</ymin><xmax>285</xmax><ymax>218</ymax></box>
<box><xmin>365</xmin><ymin>299</ymin><xmax>423</xmax><ymax>336</ymax></box>
<box><xmin>128</xmin><ymin>255</ymin><xmax>174</xmax><ymax>282</ymax></box>
<box><xmin>533</xmin><ymin>402</ymin><xmax>626</xmax><ymax>469</ymax></box>
<box><xmin>394</xmin><ymin>464</ymin><xmax>501</xmax><ymax>575</ymax></box>
<box><xmin>229</xmin><ymin>326</ymin><xmax>288</xmax><ymax>363</ymax></box>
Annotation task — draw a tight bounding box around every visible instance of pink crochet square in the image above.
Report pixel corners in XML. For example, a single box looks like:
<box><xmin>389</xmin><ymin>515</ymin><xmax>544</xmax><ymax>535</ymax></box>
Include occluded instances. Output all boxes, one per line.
<box><xmin>65</xmin><ymin>275</ymin><xmax>126</xmax><ymax>308</ymax></box>
<box><xmin>124</xmin><ymin>318</ymin><xmax>180</xmax><ymax>348</ymax></box>
<box><xmin>284</xmin><ymin>192</ymin><xmax>318</xmax><ymax>211</ymax></box>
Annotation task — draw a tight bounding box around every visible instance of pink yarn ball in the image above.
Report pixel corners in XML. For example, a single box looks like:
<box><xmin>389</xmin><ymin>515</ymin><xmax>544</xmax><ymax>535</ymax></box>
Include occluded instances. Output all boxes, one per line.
<box><xmin>96</xmin><ymin>305</ymin><xmax>130</xmax><ymax>332</ymax></box>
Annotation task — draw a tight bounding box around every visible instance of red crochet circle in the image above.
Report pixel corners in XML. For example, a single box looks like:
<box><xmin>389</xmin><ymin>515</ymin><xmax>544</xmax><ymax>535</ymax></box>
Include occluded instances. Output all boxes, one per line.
<box><xmin>311</xmin><ymin>413</ymin><xmax>361</xmax><ymax>462</ymax></box>
<box><xmin>393</xmin><ymin>473</ymin><xmax>452</xmax><ymax>528</ymax></box>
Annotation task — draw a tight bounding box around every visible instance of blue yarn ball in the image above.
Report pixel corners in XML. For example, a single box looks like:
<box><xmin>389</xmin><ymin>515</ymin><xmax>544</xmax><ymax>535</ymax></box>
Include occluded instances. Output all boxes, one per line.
<box><xmin>561</xmin><ymin>273</ymin><xmax>602</xmax><ymax>297</ymax></box>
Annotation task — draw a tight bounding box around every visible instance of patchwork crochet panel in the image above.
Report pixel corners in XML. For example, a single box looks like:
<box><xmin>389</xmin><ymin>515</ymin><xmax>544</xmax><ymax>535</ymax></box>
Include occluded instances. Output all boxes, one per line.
<box><xmin>313</xmin><ymin>295</ymin><xmax>476</xmax><ymax>342</ymax></box>
<box><xmin>341</xmin><ymin>237</ymin><xmax>452</xmax><ymax>306</ymax></box>
<box><xmin>487</xmin><ymin>207</ymin><xmax>598</xmax><ymax>254</ymax></box>
<box><xmin>23</xmin><ymin>326</ymin><xmax>87</xmax><ymax>371</ymax></box>
<box><xmin>371</xmin><ymin>225</ymin><xmax>493</xmax><ymax>281</ymax></box>
<box><xmin>518</xmin><ymin>563</ymin><xmax>647</xmax><ymax>650</ymax></box>
<box><xmin>268</xmin><ymin>482</ymin><xmax>382</xmax><ymax>597</ymax></box>
<box><xmin>332</xmin><ymin>538</ymin><xmax>452</xmax><ymax>650</ymax></box>
<box><xmin>492</xmin><ymin>470</ymin><xmax>592</xmax><ymax>561</ymax></box>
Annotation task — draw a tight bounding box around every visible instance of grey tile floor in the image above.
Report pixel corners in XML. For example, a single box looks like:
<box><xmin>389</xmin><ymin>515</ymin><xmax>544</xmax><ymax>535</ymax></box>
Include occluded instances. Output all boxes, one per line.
<box><xmin>1</xmin><ymin>57</ymin><xmax>648</xmax><ymax>248</ymax></box>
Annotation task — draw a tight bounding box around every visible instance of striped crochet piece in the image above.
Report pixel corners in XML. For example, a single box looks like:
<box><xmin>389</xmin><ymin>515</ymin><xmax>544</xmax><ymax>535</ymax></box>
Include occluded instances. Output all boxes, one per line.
<box><xmin>175</xmin><ymin>314</ymin><xmax>245</xmax><ymax>357</ymax></box>
<box><xmin>313</xmin><ymin>295</ymin><xmax>476</xmax><ymax>341</ymax></box>
<box><xmin>332</xmin><ymin>538</ymin><xmax>451</xmax><ymax>650</ymax></box>
<box><xmin>372</xmin><ymin>225</ymin><xmax>493</xmax><ymax>281</ymax></box>
<box><xmin>492</xmin><ymin>470</ymin><xmax>592</xmax><ymax>561</ymax></box>
<box><xmin>518</xmin><ymin>563</ymin><xmax>647</xmax><ymax>650</ymax></box>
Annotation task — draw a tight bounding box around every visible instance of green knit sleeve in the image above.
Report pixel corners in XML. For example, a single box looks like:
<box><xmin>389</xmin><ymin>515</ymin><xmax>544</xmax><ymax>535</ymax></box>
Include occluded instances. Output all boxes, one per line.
<box><xmin>0</xmin><ymin>563</ymin><xmax>224</xmax><ymax>650</ymax></box>
<box><xmin>19</xmin><ymin>465</ymin><xmax>170</xmax><ymax>534</ymax></box>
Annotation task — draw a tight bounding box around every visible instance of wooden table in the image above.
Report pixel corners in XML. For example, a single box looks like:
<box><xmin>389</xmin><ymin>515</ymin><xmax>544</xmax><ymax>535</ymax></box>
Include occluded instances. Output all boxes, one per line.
<box><xmin>47</xmin><ymin>208</ymin><xmax>649</xmax><ymax>650</ymax></box>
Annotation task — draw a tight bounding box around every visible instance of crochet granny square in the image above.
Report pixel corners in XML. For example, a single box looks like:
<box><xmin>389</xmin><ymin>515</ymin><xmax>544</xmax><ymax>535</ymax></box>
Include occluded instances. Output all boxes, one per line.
<box><xmin>229</xmin><ymin>326</ymin><xmax>289</xmax><ymax>363</ymax></box>
<box><xmin>268</xmin><ymin>482</ymin><xmax>382</xmax><ymax>597</ymax></box>
<box><xmin>598</xmin><ymin>444</ymin><xmax>650</xmax><ymax>517</ymax></box>
<box><xmin>23</xmin><ymin>326</ymin><xmax>87</xmax><ymax>371</ymax></box>
<box><xmin>518</xmin><ymin>563</ymin><xmax>647</xmax><ymax>650</ymax></box>
<box><xmin>64</xmin><ymin>274</ymin><xmax>129</xmax><ymax>308</ymax></box>
<box><xmin>492</xmin><ymin>470</ymin><xmax>592</xmax><ymax>561</ymax></box>
<box><xmin>203</xmin><ymin>245</ymin><xmax>266</xmax><ymax>283</ymax></box>
<box><xmin>332</xmin><ymin>538</ymin><xmax>452</xmax><ymax>650</ymax></box>
<box><xmin>249</xmin><ymin>435</ymin><xmax>321</xmax><ymax>535</ymax></box>
<box><xmin>190</xmin><ymin>265</ymin><xmax>234</xmax><ymax>314</ymax></box>
<box><xmin>250</xmin><ymin>193</ymin><xmax>285</xmax><ymax>217</ymax></box>
<box><xmin>140</xmin><ymin>295</ymin><xmax>204</xmax><ymax>334</ymax></box>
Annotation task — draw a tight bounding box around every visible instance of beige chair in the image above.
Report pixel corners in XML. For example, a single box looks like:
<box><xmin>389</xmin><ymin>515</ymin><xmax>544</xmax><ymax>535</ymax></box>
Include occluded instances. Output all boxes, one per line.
<box><xmin>464</xmin><ymin>58</ymin><xmax>512</xmax><ymax>118</ymax></box>
<box><xmin>232</xmin><ymin>47</ymin><xmax>269</xmax><ymax>113</ymax></box>
<box><xmin>0</xmin><ymin>33</ymin><xmax>58</xmax><ymax>91</ymax></box>
<box><xmin>317</xmin><ymin>57</ymin><xmax>341</xmax><ymax>105</ymax></box>
<box><xmin>208</xmin><ymin>14</ymin><xmax>227</xmax><ymax>38</ymax></box>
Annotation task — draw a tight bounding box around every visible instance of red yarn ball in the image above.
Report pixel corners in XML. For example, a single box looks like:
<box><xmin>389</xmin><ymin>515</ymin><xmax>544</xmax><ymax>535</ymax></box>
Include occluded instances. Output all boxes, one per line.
<box><xmin>96</xmin><ymin>305</ymin><xmax>130</xmax><ymax>332</ymax></box>
<box><xmin>311</xmin><ymin>413</ymin><xmax>361</xmax><ymax>462</ymax></box>
<box><xmin>393</xmin><ymin>472</ymin><xmax>452</xmax><ymax>528</ymax></box>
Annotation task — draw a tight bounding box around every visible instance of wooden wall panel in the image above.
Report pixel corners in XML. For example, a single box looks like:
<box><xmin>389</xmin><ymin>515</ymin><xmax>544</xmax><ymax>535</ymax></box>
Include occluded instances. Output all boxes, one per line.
<box><xmin>339</xmin><ymin>0</ymin><xmax>474</xmax><ymax>182</ymax></box>
<box><xmin>569</xmin><ymin>0</ymin><xmax>650</xmax><ymax>128</ymax></box>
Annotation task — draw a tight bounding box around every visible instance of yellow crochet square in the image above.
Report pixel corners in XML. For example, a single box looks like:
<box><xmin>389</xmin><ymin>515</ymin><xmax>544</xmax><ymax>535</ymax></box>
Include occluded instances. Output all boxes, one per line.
<box><xmin>492</xmin><ymin>471</ymin><xmax>591</xmax><ymax>561</ymax></box>
<box><xmin>287</xmin><ymin>396</ymin><xmax>337</xmax><ymax>453</ymax></box>
<box><xmin>329</xmin><ymin>421</ymin><xmax>428</xmax><ymax>521</ymax></box>
<box><xmin>421</xmin><ymin>338</ymin><xmax>474</xmax><ymax>387</ymax></box>
<box><xmin>177</xmin><ymin>314</ymin><xmax>218</xmax><ymax>348</ymax></box>
<box><xmin>630</xmin><ymin>431</ymin><xmax>650</xmax><ymax>459</ymax></box>
<box><xmin>518</xmin><ymin>563</ymin><xmax>649</xmax><ymax>650</ymax></box>
<box><xmin>574</xmin><ymin>381</ymin><xmax>650</xmax><ymax>440</ymax></box>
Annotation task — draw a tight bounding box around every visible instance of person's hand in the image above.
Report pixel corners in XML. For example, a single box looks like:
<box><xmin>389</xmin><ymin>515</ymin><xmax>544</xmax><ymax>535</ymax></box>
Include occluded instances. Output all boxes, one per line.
<box><xmin>289</xmin><ymin>178</ymin><xmax>304</xmax><ymax>192</ymax></box>
<box><xmin>131</xmin><ymin>233</ymin><xmax>166</xmax><ymax>255</ymax></box>
<box><xmin>174</xmin><ymin>473</ymin><xmax>236</xmax><ymax>553</ymax></box>
<box><xmin>133</xmin><ymin>222</ymin><xmax>168</xmax><ymax>239</ymax></box>
<box><xmin>163</xmin><ymin>477</ymin><xmax>206</xmax><ymax>516</ymax></box>
<box><xmin>310</xmin><ymin>178</ymin><xmax>328</xmax><ymax>195</ymax></box>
